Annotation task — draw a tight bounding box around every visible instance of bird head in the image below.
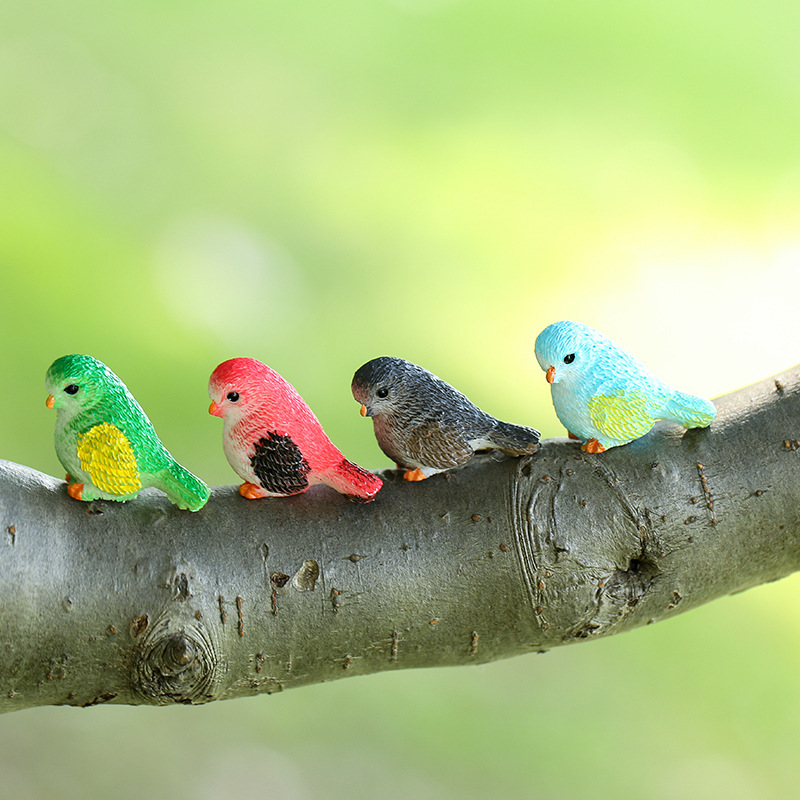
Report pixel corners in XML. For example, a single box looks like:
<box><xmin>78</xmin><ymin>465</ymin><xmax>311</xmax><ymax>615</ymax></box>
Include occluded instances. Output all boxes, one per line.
<box><xmin>351</xmin><ymin>357</ymin><xmax>409</xmax><ymax>418</ymax></box>
<box><xmin>534</xmin><ymin>320</ymin><xmax>608</xmax><ymax>386</ymax></box>
<box><xmin>45</xmin><ymin>354</ymin><xmax>121</xmax><ymax>418</ymax></box>
<box><xmin>208</xmin><ymin>357</ymin><xmax>291</xmax><ymax>423</ymax></box>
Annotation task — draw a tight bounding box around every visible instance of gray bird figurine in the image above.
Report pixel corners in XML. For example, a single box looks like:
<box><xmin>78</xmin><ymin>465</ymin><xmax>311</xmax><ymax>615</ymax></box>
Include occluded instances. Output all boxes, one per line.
<box><xmin>352</xmin><ymin>356</ymin><xmax>540</xmax><ymax>481</ymax></box>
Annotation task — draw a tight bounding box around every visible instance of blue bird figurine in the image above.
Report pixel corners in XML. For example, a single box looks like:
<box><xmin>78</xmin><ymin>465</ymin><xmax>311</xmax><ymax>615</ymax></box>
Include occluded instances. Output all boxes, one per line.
<box><xmin>534</xmin><ymin>320</ymin><xmax>716</xmax><ymax>453</ymax></box>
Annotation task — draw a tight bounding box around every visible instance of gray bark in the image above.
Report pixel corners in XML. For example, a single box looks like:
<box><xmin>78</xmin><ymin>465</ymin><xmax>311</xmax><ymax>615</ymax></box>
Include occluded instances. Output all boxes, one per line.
<box><xmin>0</xmin><ymin>366</ymin><xmax>798</xmax><ymax>713</ymax></box>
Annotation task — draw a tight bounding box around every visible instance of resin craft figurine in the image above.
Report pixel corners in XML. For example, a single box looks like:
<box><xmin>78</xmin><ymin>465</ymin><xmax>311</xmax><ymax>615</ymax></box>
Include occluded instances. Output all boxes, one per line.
<box><xmin>534</xmin><ymin>320</ymin><xmax>716</xmax><ymax>453</ymax></box>
<box><xmin>208</xmin><ymin>358</ymin><xmax>383</xmax><ymax>502</ymax></box>
<box><xmin>351</xmin><ymin>356</ymin><xmax>540</xmax><ymax>481</ymax></box>
<box><xmin>45</xmin><ymin>354</ymin><xmax>210</xmax><ymax>510</ymax></box>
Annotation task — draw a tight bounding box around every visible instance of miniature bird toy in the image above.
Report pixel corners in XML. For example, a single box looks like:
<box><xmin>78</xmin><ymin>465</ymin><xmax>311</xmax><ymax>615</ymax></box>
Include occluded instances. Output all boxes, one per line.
<box><xmin>208</xmin><ymin>358</ymin><xmax>383</xmax><ymax>502</ymax></box>
<box><xmin>351</xmin><ymin>356</ymin><xmax>540</xmax><ymax>481</ymax></box>
<box><xmin>534</xmin><ymin>320</ymin><xmax>716</xmax><ymax>453</ymax></box>
<box><xmin>45</xmin><ymin>355</ymin><xmax>210</xmax><ymax>510</ymax></box>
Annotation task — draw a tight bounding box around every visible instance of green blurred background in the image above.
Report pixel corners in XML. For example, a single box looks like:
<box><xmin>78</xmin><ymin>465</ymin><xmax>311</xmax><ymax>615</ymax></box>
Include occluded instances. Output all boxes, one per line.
<box><xmin>2</xmin><ymin>0</ymin><xmax>800</xmax><ymax>797</ymax></box>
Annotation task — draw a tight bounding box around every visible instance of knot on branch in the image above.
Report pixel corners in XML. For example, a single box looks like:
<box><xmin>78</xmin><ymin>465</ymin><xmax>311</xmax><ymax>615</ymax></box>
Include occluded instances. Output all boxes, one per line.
<box><xmin>513</xmin><ymin>449</ymin><xmax>658</xmax><ymax>641</ymax></box>
<box><xmin>131</xmin><ymin>612</ymin><xmax>222</xmax><ymax>704</ymax></box>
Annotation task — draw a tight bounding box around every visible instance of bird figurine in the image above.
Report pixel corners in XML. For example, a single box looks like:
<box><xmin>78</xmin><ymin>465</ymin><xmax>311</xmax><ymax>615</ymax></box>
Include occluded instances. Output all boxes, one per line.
<box><xmin>45</xmin><ymin>354</ymin><xmax>210</xmax><ymax>510</ymax></box>
<box><xmin>534</xmin><ymin>320</ymin><xmax>716</xmax><ymax>453</ymax></box>
<box><xmin>351</xmin><ymin>356</ymin><xmax>541</xmax><ymax>481</ymax></box>
<box><xmin>208</xmin><ymin>358</ymin><xmax>383</xmax><ymax>502</ymax></box>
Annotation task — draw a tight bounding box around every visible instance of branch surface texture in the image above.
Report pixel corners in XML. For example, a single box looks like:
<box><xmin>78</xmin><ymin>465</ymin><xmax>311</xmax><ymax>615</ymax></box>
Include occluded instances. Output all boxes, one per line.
<box><xmin>1</xmin><ymin>367</ymin><xmax>798</xmax><ymax>713</ymax></box>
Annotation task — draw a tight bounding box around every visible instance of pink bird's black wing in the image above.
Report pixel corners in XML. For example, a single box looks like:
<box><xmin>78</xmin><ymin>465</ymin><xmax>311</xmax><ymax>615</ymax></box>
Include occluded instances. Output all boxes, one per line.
<box><xmin>249</xmin><ymin>433</ymin><xmax>311</xmax><ymax>495</ymax></box>
<box><xmin>405</xmin><ymin>421</ymin><xmax>474</xmax><ymax>470</ymax></box>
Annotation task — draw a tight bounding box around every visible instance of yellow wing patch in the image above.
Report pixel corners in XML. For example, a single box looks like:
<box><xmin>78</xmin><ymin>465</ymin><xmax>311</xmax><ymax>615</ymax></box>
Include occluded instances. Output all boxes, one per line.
<box><xmin>588</xmin><ymin>391</ymin><xmax>654</xmax><ymax>441</ymax></box>
<box><xmin>77</xmin><ymin>422</ymin><xmax>142</xmax><ymax>495</ymax></box>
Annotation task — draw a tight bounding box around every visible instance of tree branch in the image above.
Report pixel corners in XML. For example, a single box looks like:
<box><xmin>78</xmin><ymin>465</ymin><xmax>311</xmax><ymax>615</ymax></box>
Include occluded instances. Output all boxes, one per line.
<box><xmin>1</xmin><ymin>366</ymin><xmax>799</xmax><ymax>713</ymax></box>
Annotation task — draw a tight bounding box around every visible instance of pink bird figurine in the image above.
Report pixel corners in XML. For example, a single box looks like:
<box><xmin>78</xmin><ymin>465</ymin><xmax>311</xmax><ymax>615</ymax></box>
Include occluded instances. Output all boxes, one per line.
<box><xmin>208</xmin><ymin>358</ymin><xmax>383</xmax><ymax>502</ymax></box>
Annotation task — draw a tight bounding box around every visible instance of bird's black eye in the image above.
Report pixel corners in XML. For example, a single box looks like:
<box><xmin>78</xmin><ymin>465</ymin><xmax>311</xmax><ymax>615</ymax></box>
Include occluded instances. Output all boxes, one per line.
<box><xmin>376</xmin><ymin>387</ymin><xmax>389</xmax><ymax>399</ymax></box>
<box><xmin>563</xmin><ymin>354</ymin><xmax>575</xmax><ymax>365</ymax></box>
<box><xmin>227</xmin><ymin>391</ymin><xmax>240</xmax><ymax>402</ymax></box>
<box><xmin>64</xmin><ymin>384</ymin><xmax>79</xmax><ymax>395</ymax></box>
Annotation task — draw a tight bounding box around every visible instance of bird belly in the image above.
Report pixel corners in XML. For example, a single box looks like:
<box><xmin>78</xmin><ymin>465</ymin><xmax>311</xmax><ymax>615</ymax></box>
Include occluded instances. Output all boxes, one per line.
<box><xmin>371</xmin><ymin>415</ymin><xmax>413</xmax><ymax>467</ymax></box>
<box><xmin>550</xmin><ymin>384</ymin><xmax>597</xmax><ymax>442</ymax></box>
<box><xmin>54</xmin><ymin>417</ymin><xmax>84</xmax><ymax>477</ymax></box>
<box><xmin>223</xmin><ymin>425</ymin><xmax>258</xmax><ymax>483</ymax></box>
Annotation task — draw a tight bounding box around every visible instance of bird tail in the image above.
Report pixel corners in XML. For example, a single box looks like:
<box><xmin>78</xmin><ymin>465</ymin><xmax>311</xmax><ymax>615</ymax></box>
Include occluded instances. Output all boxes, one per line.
<box><xmin>662</xmin><ymin>390</ymin><xmax>716</xmax><ymax>429</ymax></box>
<box><xmin>321</xmin><ymin>459</ymin><xmax>383</xmax><ymax>502</ymax></box>
<box><xmin>155</xmin><ymin>460</ymin><xmax>211</xmax><ymax>511</ymax></box>
<box><xmin>487</xmin><ymin>420</ymin><xmax>541</xmax><ymax>456</ymax></box>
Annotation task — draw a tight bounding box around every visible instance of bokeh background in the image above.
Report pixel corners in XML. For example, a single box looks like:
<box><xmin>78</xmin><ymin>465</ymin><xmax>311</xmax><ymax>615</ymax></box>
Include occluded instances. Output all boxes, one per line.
<box><xmin>2</xmin><ymin>1</ymin><xmax>800</xmax><ymax>798</ymax></box>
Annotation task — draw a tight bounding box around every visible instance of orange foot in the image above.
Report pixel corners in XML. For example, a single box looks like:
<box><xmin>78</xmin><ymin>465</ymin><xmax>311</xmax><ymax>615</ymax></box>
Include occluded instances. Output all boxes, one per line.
<box><xmin>67</xmin><ymin>482</ymin><xmax>84</xmax><ymax>501</ymax></box>
<box><xmin>567</xmin><ymin>431</ymin><xmax>580</xmax><ymax>441</ymax></box>
<box><xmin>403</xmin><ymin>468</ymin><xmax>428</xmax><ymax>482</ymax></box>
<box><xmin>65</xmin><ymin>473</ymin><xmax>72</xmax><ymax>482</ymax></box>
<box><xmin>581</xmin><ymin>438</ymin><xmax>606</xmax><ymax>454</ymax></box>
<box><xmin>239</xmin><ymin>482</ymin><xmax>266</xmax><ymax>499</ymax></box>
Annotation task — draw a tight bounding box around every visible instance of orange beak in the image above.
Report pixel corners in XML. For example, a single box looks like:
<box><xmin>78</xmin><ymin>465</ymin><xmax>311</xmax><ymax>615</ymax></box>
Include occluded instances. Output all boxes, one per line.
<box><xmin>546</xmin><ymin>366</ymin><xmax>556</xmax><ymax>384</ymax></box>
<box><xmin>360</xmin><ymin>404</ymin><xmax>368</xmax><ymax>417</ymax></box>
<box><xmin>46</xmin><ymin>394</ymin><xmax>55</xmax><ymax>409</ymax></box>
<box><xmin>209</xmin><ymin>400</ymin><xmax>221</xmax><ymax>417</ymax></box>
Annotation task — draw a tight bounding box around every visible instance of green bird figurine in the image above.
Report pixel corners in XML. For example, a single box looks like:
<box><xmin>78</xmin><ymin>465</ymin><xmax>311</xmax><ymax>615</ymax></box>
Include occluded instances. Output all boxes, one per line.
<box><xmin>45</xmin><ymin>354</ymin><xmax>210</xmax><ymax>511</ymax></box>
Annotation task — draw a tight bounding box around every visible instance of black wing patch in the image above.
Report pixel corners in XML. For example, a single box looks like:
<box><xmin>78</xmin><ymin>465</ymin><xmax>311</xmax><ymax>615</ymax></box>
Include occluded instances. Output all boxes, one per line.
<box><xmin>250</xmin><ymin>433</ymin><xmax>311</xmax><ymax>495</ymax></box>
